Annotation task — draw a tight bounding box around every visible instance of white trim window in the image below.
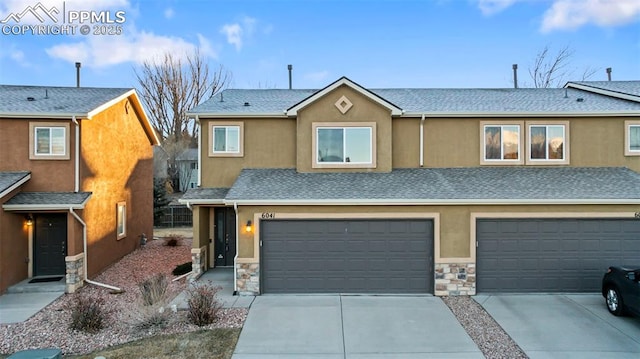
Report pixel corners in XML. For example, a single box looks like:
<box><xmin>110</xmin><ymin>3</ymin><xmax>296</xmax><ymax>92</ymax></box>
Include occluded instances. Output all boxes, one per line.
<box><xmin>482</xmin><ymin>124</ymin><xmax>521</xmax><ymax>163</ymax></box>
<box><xmin>208</xmin><ymin>122</ymin><xmax>244</xmax><ymax>157</ymax></box>
<box><xmin>316</xmin><ymin>126</ymin><xmax>372</xmax><ymax>165</ymax></box>
<box><xmin>626</xmin><ymin>121</ymin><xmax>640</xmax><ymax>156</ymax></box>
<box><xmin>116</xmin><ymin>202</ymin><xmax>126</xmax><ymax>240</ymax></box>
<box><xmin>528</xmin><ymin>124</ymin><xmax>566</xmax><ymax>162</ymax></box>
<box><xmin>29</xmin><ymin>122</ymin><xmax>70</xmax><ymax>160</ymax></box>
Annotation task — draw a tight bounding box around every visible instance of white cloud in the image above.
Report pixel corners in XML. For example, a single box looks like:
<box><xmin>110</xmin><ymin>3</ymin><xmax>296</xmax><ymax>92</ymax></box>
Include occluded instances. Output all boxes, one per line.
<box><xmin>220</xmin><ymin>16</ymin><xmax>258</xmax><ymax>51</ymax></box>
<box><xmin>164</xmin><ymin>7</ymin><xmax>174</xmax><ymax>19</ymax></box>
<box><xmin>541</xmin><ymin>0</ymin><xmax>640</xmax><ymax>32</ymax></box>
<box><xmin>476</xmin><ymin>0</ymin><xmax>518</xmax><ymax>15</ymax></box>
<box><xmin>304</xmin><ymin>70</ymin><xmax>330</xmax><ymax>83</ymax></box>
<box><xmin>45</xmin><ymin>30</ymin><xmax>217</xmax><ymax>68</ymax></box>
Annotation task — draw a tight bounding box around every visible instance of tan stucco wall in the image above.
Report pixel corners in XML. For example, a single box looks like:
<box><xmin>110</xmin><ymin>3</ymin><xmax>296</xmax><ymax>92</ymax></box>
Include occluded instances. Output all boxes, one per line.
<box><xmin>0</xmin><ymin>118</ymin><xmax>75</xmax><ymax>191</ymax></box>
<box><xmin>231</xmin><ymin>204</ymin><xmax>640</xmax><ymax>262</ymax></box>
<box><xmin>80</xmin><ymin>97</ymin><xmax>154</xmax><ymax>278</ymax></box>
<box><xmin>296</xmin><ymin>85</ymin><xmax>393</xmax><ymax>173</ymax></box>
<box><xmin>200</xmin><ymin>118</ymin><xmax>296</xmax><ymax>188</ymax></box>
<box><xmin>0</xmin><ymin>187</ymin><xmax>29</xmax><ymax>294</ymax></box>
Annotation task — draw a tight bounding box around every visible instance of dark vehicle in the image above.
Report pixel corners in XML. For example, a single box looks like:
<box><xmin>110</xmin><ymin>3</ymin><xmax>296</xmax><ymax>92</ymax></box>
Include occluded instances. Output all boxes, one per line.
<box><xmin>602</xmin><ymin>266</ymin><xmax>640</xmax><ymax>317</ymax></box>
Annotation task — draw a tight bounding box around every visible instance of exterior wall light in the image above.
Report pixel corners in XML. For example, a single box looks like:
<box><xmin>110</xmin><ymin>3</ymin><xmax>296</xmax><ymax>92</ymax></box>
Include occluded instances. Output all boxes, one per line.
<box><xmin>245</xmin><ymin>220</ymin><xmax>252</xmax><ymax>233</ymax></box>
<box><xmin>25</xmin><ymin>214</ymin><xmax>33</xmax><ymax>226</ymax></box>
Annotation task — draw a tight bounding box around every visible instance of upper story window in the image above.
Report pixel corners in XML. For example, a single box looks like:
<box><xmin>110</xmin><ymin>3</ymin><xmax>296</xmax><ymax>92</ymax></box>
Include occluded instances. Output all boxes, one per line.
<box><xmin>527</xmin><ymin>122</ymin><xmax>569</xmax><ymax>165</ymax></box>
<box><xmin>312</xmin><ymin>122</ymin><xmax>376</xmax><ymax>169</ymax></box>
<box><xmin>29</xmin><ymin>122</ymin><xmax>70</xmax><ymax>160</ymax></box>
<box><xmin>625</xmin><ymin>120</ymin><xmax>640</xmax><ymax>156</ymax></box>
<box><xmin>481</xmin><ymin>123</ymin><xmax>523</xmax><ymax>165</ymax></box>
<box><xmin>208</xmin><ymin>122</ymin><xmax>244</xmax><ymax>157</ymax></box>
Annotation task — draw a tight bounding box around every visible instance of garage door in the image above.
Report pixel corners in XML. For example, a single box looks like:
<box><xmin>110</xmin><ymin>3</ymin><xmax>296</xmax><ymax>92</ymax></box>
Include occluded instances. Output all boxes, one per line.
<box><xmin>477</xmin><ymin>218</ymin><xmax>640</xmax><ymax>293</ymax></box>
<box><xmin>261</xmin><ymin>219</ymin><xmax>433</xmax><ymax>294</ymax></box>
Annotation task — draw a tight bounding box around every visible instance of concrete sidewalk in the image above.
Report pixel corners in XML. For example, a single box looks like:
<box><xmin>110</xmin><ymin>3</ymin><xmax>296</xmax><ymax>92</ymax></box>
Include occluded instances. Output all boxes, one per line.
<box><xmin>233</xmin><ymin>295</ymin><xmax>483</xmax><ymax>358</ymax></box>
<box><xmin>0</xmin><ymin>292</ymin><xmax>64</xmax><ymax>324</ymax></box>
<box><xmin>170</xmin><ymin>268</ymin><xmax>254</xmax><ymax>309</ymax></box>
<box><xmin>476</xmin><ymin>294</ymin><xmax>640</xmax><ymax>359</ymax></box>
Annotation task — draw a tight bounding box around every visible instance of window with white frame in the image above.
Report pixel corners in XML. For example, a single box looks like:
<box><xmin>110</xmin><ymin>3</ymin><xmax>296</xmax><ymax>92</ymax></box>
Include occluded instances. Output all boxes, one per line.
<box><xmin>208</xmin><ymin>122</ymin><xmax>244</xmax><ymax>157</ymax></box>
<box><xmin>482</xmin><ymin>124</ymin><xmax>521</xmax><ymax>163</ymax></box>
<box><xmin>313</xmin><ymin>123</ymin><xmax>376</xmax><ymax>168</ymax></box>
<box><xmin>116</xmin><ymin>202</ymin><xmax>126</xmax><ymax>240</ymax></box>
<box><xmin>626</xmin><ymin>121</ymin><xmax>640</xmax><ymax>156</ymax></box>
<box><xmin>528</xmin><ymin>124</ymin><xmax>567</xmax><ymax>162</ymax></box>
<box><xmin>29</xmin><ymin>122</ymin><xmax>70</xmax><ymax>160</ymax></box>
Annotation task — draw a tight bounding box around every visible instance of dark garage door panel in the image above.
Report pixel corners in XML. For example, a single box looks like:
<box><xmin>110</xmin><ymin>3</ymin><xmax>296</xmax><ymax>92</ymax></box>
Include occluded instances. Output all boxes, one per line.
<box><xmin>261</xmin><ymin>219</ymin><xmax>433</xmax><ymax>294</ymax></box>
<box><xmin>477</xmin><ymin>219</ymin><xmax>640</xmax><ymax>293</ymax></box>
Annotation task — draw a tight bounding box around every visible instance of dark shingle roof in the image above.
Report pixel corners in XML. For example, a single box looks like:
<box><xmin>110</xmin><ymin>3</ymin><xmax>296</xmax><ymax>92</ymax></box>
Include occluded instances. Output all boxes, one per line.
<box><xmin>181</xmin><ymin>188</ymin><xmax>229</xmax><ymax>201</ymax></box>
<box><xmin>222</xmin><ymin>167</ymin><xmax>640</xmax><ymax>202</ymax></box>
<box><xmin>568</xmin><ymin>81</ymin><xmax>640</xmax><ymax>98</ymax></box>
<box><xmin>0</xmin><ymin>85</ymin><xmax>132</xmax><ymax>116</ymax></box>
<box><xmin>189</xmin><ymin>81</ymin><xmax>640</xmax><ymax>115</ymax></box>
<box><xmin>0</xmin><ymin>171</ymin><xmax>30</xmax><ymax>197</ymax></box>
<box><xmin>4</xmin><ymin>192</ymin><xmax>92</xmax><ymax>207</ymax></box>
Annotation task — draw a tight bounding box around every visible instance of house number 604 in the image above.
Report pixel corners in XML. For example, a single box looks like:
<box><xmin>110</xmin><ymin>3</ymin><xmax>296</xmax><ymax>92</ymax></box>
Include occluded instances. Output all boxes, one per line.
<box><xmin>261</xmin><ymin>212</ymin><xmax>275</xmax><ymax>219</ymax></box>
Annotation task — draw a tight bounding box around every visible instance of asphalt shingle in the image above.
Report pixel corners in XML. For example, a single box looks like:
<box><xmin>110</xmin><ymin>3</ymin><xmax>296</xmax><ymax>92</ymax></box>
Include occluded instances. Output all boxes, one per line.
<box><xmin>223</xmin><ymin>167</ymin><xmax>640</xmax><ymax>202</ymax></box>
<box><xmin>0</xmin><ymin>171</ymin><xmax>30</xmax><ymax>196</ymax></box>
<box><xmin>0</xmin><ymin>85</ymin><xmax>132</xmax><ymax>115</ymax></box>
<box><xmin>4</xmin><ymin>192</ymin><xmax>92</xmax><ymax>206</ymax></box>
<box><xmin>189</xmin><ymin>81</ymin><xmax>640</xmax><ymax>115</ymax></box>
<box><xmin>568</xmin><ymin>80</ymin><xmax>640</xmax><ymax>99</ymax></box>
<box><xmin>181</xmin><ymin>187</ymin><xmax>230</xmax><ymax>201</ymax></box>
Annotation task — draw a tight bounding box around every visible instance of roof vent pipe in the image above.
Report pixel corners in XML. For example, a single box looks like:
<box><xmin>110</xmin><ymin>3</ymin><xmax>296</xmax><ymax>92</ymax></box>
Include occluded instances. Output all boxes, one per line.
<box><xmin>606</xmin><ymin>67</ymin><xmax>612</xmax><ymax>81</ymax></box>
<box><xmin>512</xmin><ymin>64</ymin><xmax>518</xmax><ymax>89</ymax></box>
<box><xmin>288</xmin><ymin>64</ymin><xmax>293</xmax><ymax>89</ymax></box>
<box><xmin>75</xmin><ymin>62</ymin><xmax>81</xmax><ymax>87</ymax></box>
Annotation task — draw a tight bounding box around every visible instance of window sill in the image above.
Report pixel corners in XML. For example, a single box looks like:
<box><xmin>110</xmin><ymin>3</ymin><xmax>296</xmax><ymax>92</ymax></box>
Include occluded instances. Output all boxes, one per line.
<box><xmin>312</xmin><ymin>163</ymin><xmax>376</xmax><ymax>169</ymax></box>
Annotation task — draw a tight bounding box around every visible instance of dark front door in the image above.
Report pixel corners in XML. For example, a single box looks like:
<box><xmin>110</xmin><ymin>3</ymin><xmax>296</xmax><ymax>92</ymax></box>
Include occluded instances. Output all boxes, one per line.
<box><xmin>34</xmin><ymin>213</ymin><xmax>67</xmax><ymax>276</ymax></box>
<box><xmin>214</xmin><ymin>208</ymin><xmax>236</xmax><ymax>267</ymax></box>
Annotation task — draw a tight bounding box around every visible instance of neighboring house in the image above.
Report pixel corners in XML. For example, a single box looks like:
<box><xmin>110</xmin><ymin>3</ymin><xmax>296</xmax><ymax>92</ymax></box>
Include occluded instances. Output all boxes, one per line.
<box><xmin>180</xmin><ymin>77</ymin><xmax>640</xmax><ymax>296</ymax></box>
<box><xmin>153</xmin><ymin>145</ymin><xmax>169</xmax><ymax>181</ymax></box>
<box><xmin>0</xmin><ymin>85</ymin><xmax>159</xmax><ymax>294</ymax></box>
<box><xmin>176</xmin><ymin>148</ymin><xmax>198</xmax><ymax>192</ymax></box>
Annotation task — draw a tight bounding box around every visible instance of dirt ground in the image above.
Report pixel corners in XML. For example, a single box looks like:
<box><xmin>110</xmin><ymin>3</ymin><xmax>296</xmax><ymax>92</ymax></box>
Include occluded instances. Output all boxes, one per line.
<box><xmin>153</xmin><ymin>227</ymin><xmax>193</xmax><ymax>239</ymax></box>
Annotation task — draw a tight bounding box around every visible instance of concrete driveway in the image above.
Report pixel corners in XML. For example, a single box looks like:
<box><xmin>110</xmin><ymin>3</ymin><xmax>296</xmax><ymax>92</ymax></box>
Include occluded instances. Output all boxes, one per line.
<box><xmin>233</xmin><ymin>295</ymin><xmax>483</xmax><ymax>358</ymax></box>
<box><xmin>475</xmin><ymin>294</ymin><xmax>640</xmax><ymax>359</ymax></box>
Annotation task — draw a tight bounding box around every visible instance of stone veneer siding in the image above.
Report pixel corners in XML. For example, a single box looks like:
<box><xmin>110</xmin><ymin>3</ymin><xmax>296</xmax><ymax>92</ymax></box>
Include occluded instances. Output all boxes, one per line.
<box><xmin>236</xmin><ymin>263</ymin><xmax>259</xmax><ymax>295</ymax></box>
<box><xmin>65</xmin><ymin>253</ymin><xmax>85</xmax><ymax>293</ymax></box>
<box><xmin>189</xmin><ymin>247</ymin><xmax>206</xmax><ymax>281</ymax></box>
<box><xmin>435</xmin><ymin>263</ymin><xmax>476</xmax><ymax>296</ymax></box>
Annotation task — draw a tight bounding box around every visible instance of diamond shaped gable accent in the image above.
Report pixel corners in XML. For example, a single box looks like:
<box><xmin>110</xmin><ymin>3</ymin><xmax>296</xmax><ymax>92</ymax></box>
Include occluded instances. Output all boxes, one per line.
<box><xmin>334</xmin><ymin>95</ymin><xmax>353</xmax><ymax>114</ymax></box>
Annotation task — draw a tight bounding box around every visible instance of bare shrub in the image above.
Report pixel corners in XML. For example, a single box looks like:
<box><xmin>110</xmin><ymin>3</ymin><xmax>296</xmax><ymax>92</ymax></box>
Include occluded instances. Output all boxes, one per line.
<box><xmin>164</xmin><ymin>234</ymin><xmax>184</xmax><ymax>247</ymax></box>
<box><xmin>132</xmin><ymin>306</ymin><xmax>171</xmax><ymax>332</ymax></box>
<box><xmin>139</xmin><ymin>273</ymin><xmax>168</xmax><ymax>306</ymax></box>
<box><xmin>70</xmin><ymin>294</ymin><xmax>106</xmax><ymax>333</ymax></box>
<box><xmin>186</xmin><ymin>283</ymin><xmax>223</xmax><ymax>326</ymax></box>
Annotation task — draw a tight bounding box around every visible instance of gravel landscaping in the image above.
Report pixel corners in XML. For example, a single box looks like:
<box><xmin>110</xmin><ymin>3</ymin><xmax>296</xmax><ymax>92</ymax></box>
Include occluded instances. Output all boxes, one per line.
<box><xmin>0</xmin><ymin>232</ymin><xmax>247</xmax><ymax>356</ymax></box>
<box><xmin>443</xmin><ymin>296</ymin><xmax>528</xmax><ymax>359</ymax></box>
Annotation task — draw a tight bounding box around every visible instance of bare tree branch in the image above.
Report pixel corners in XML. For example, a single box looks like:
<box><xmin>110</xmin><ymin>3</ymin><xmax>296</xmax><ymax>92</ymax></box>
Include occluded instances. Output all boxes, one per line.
<box><xmin>528</xmin><ymin>44</ymin><xmax>575</xmax><ymax>88</ymax></box>
<box><xmin>135</xmin><ymin>50</ymin><xmax>231</xmax><ymax>190</ymax></box>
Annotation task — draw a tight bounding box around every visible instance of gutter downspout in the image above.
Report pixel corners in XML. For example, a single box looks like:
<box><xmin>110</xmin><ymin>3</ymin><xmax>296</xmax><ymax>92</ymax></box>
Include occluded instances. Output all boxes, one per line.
<box><xmin>70</xmin><ymin>208</ymin><xmax>122</xmax><ymax>292</ymax></box>
<box><xmin>72</xmin><ymin>116</ymin><xmax>79</xmax><ymax>192</ymax></box>
<box><xmin>233</xmin><ymin>202</ymin><xmax>239</xmax><ymax>294</ymax></box>
<box><xmin>419</xmin><ymin>114</ymin><xmax>425</xmax><ymax>167</ymax></box>
<box><xmin>196</xmin><ymin>116</ymin><xmax>201</xmax><ymax>187</ymax></box>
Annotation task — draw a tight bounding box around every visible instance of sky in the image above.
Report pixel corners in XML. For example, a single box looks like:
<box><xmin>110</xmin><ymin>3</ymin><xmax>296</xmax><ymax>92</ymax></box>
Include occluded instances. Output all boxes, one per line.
<box><xmin>0</xmin><ymin>0</ymin><xmax>639</xmax><ymax>91</ymax></box>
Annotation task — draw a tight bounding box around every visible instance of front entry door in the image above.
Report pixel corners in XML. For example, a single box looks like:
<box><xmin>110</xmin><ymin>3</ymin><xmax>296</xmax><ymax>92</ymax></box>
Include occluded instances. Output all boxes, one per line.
<box><xmin>34</xmin><ymin>213</ymin><xmax>67</xmax><ymax>276</ymax></box>
<box><xmin>214</xmin><ymin>208</ymin><xmax>236</xmax><ymax>267</ymax></box>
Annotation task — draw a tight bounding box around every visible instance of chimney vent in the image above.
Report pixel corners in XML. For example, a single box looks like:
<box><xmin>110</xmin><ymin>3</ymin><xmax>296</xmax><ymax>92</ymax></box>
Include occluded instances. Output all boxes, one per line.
<box><xmin>288</xmin><ymin>64</ymin><xmax>293</xmax><ymax>90</ymax></box>
<box><xmin>75</xmin><ymin>62</ymin><xmax>81</xmax><ymax>87</ymax></box>
<box><xmin>512</xmin><ymin>64</ymin><xmax>518</xmax><ymax>89</ymax></box>
<box><xmin>606</xmin><ymin>67</ymin><xmax>612</xmax><ymax>81</ymax></box>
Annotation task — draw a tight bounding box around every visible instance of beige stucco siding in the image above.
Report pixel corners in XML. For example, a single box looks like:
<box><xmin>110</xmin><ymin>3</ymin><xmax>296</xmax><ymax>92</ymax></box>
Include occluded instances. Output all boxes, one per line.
<box><xmin>231</xmin><ymin>204</ymin><xmax>640</xmax><ymax>263</ymax></box>
<box><xmin>296</xmin><ymin>85</ymin><xmax>393</xmax><ymax>173</ymax></box>
<box><xmin>200</xmin><ymin>118</ymin><xmax>296</xmax><ymax>188</ymax></box>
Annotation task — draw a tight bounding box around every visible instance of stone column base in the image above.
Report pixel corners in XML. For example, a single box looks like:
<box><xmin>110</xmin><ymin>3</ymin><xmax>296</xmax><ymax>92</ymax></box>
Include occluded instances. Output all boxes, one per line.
<box><xmin>236</xmin><ymin>263</ymin><xmax>259</xmax><ymax>295</ymax></box>
<box><xmin>435</xmin><ymin>262</ymin><xmax>476</xmax><ymax>296</ymax></box>
<box><xmin>189</xmin><ymin>247</ymin><xmax>206</xmax><ymax>282</ymax></box>
<box><xmin>65</xmin><ymin>253</ymin><xmax>85</xmax><ymax>293</ymax></box>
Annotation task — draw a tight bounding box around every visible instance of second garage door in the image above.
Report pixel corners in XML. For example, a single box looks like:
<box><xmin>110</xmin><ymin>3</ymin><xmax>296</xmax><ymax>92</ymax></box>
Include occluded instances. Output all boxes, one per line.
<box><xmin>261</xmin><ymin>219</ymin><xmax>433</xmax><ymax>294</ymax></box>
<box><xmin>477</xmin><ymin>218</ymin><xmax>640</xmax><ymax>293</ymax></box>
